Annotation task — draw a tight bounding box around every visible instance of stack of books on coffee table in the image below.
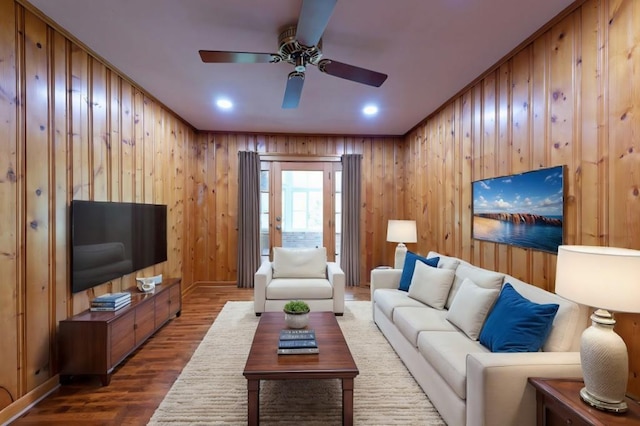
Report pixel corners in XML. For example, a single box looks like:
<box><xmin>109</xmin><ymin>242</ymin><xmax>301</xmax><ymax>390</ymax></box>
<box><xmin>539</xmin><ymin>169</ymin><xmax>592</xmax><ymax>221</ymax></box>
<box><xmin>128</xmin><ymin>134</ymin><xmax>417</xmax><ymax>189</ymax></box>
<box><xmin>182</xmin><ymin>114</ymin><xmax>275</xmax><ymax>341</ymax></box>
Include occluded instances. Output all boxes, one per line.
<box><xmin>278</xmin><ymin>329</ymin><xmax>319</xmax><ymax>355</ymax></box>
<box><xmin>90</xmin><ymin>292</ymin><xmax>132</xmax><ymax>312</ymax></box>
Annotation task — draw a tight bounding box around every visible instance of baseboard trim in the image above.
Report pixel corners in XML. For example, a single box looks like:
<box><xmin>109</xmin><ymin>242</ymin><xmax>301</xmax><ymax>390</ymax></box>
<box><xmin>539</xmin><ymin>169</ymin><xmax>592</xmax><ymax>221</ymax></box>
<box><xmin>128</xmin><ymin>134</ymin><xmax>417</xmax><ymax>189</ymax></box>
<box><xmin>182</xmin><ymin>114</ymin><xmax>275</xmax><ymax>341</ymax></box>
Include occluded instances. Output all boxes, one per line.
<box><xmin>0</xmin><ymin>375</ymin><xmax>60</xmax><ymax>425</ymax></box>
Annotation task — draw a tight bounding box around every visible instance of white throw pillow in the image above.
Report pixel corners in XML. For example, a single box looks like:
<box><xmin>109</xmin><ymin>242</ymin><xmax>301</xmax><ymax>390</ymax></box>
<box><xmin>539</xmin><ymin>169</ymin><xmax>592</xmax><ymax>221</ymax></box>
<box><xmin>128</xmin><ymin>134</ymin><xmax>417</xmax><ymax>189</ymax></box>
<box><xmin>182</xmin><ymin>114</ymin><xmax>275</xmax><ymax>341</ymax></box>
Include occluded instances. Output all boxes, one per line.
<box><xmin>446</xmin><ymin>263</ymin><xmax>504</xmax><ymax>309</ymax></box>
<box><xmin>272</xmin><ymin>247</ymin><xmax>327</xmax><ymax>278</ymax></box>
<box><xmin>437</xmin><ymin>257</ymin><xmax>460</xmax><ymax>271</ymax></box>
<box><xmin>407</xmin><ymin>261</ymin><xmax>455</xmax><ymax>310</ymax></box>
<box><xmin>446</xmin><ymin>278</ymin><xmax>500</xmax><ymax>340</ymax></box>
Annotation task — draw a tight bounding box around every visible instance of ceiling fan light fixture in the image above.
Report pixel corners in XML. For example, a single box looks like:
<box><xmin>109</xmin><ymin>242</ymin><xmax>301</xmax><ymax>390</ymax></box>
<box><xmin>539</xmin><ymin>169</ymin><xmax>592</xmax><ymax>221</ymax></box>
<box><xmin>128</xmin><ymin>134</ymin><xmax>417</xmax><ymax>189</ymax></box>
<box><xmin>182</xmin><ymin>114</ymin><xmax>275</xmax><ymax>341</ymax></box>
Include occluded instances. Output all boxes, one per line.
<box><xmin>294</xmin><ymin>56</ymin><xmax>306</xmax><ymax>72</ymax></box>
<box><xmin>288</xmin><ymin>70</ymin><xmax>305</xmax><ymax>81</ymax></box>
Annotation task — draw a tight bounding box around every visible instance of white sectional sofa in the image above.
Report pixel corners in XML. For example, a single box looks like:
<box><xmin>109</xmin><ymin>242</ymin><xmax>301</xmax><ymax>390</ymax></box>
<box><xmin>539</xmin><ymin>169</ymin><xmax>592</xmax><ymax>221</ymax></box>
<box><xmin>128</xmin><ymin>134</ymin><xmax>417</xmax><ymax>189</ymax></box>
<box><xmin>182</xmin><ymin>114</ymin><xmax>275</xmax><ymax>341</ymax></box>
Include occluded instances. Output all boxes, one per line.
<box><xmin>371</xmin><ymin>251</ymin><xmax>590</xmax><ymax>426</ymax></box>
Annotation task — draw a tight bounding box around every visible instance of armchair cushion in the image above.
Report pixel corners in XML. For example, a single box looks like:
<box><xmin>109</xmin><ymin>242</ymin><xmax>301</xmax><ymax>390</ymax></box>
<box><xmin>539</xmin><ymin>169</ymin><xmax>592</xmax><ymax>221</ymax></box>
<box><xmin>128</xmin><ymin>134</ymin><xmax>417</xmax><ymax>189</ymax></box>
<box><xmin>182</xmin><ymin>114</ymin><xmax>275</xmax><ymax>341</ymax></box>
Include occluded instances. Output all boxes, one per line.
<box><xmin>272</xmin><ymin>247</ymin><xmax>327</xmax><ymax>278</ymax></box>
<box><xmin>266</xmin><ymin>278</ymin><xmax>333</xmax><ymax>299</ymax></box>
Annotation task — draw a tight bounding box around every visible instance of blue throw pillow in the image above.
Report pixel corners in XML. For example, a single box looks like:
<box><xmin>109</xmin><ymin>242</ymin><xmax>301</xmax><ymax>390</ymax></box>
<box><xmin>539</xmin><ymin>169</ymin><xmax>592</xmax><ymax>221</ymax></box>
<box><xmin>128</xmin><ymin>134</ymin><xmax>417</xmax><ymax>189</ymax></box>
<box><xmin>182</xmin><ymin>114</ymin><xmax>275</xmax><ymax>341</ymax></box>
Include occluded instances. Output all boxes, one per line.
<box><xmin>479</xmin><ymin>283</ymin><xmax>559</xmax><ymax>352</ymax></box>
<box><xmin>398</xmin><ymin>252</ymin><xmax>439</xmax><ymax>292</ymax></box>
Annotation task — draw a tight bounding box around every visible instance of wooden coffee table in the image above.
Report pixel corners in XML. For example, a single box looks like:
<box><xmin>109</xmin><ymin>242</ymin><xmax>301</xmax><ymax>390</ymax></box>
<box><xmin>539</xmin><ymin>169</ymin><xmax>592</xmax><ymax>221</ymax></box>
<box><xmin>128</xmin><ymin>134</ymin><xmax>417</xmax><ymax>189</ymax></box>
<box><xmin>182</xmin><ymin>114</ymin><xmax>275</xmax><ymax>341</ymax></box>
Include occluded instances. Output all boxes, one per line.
<box><xmin>243</xmin><ymin>312</ymin><xmax>359</xmax><ymax>425</ymax></box>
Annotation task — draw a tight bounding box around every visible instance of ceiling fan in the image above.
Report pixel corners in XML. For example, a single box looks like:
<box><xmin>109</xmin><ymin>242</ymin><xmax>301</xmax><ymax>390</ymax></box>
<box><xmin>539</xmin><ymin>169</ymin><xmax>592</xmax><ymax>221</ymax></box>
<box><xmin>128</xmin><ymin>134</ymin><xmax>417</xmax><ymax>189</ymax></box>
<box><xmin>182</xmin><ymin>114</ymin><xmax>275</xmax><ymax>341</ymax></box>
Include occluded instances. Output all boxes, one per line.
<box><xmin>199</xmin><ymin>0</ymin><xmax>387</xmax><ymax>109</ymax></box>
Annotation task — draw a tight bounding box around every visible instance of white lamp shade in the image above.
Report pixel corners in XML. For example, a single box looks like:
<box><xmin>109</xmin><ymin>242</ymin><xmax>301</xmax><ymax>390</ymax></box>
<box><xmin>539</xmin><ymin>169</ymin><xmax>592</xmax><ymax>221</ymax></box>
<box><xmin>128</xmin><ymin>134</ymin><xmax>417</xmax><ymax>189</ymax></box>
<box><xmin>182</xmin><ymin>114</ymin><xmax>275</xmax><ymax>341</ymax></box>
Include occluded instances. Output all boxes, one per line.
<box><xmin>386</xmin><ymin>220</ymin><xmax>417</xmax><ymax>243</ymax></box>
<box><xmin>555</xmin><ymin>245</ymin><xmax>640</xmax><ymax>313</ymax></box>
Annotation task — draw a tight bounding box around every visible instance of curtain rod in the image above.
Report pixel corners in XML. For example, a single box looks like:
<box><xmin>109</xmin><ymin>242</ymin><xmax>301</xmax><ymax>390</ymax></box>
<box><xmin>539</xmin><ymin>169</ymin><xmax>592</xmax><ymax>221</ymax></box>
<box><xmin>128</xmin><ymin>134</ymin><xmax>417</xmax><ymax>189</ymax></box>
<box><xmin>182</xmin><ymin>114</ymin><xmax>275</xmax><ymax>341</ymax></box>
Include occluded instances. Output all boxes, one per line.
<box><xmin>258</xmin><ymin>154</ymin><xmax>341</xmax><ymax>162</ymax></box>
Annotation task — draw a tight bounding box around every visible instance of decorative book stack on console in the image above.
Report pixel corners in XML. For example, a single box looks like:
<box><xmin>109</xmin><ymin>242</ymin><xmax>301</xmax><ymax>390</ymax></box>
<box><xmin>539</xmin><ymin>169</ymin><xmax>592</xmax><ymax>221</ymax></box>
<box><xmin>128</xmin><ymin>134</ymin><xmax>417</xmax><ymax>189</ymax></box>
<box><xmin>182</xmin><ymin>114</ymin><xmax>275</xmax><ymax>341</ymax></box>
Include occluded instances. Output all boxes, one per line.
<box><xmin>90</xmin><ymin>292</ymin><xmax>131</xmax><ymax>311</ymax></box>
<box><xmin>59</xmin><ymin>278</ymin><xmax>181</xmax><ymax>385</ymax></box>
<box><xmin>278</xmin><ymin>329</ymin><xmax>319</xmax><ymax>355</ymax></box>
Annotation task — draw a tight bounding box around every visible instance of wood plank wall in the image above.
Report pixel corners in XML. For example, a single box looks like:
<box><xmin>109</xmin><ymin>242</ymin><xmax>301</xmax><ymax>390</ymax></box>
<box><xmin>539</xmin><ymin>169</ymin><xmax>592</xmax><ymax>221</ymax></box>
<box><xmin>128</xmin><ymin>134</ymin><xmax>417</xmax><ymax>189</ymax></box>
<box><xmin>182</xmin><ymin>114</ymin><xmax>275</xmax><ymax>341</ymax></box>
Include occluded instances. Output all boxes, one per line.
<box><xmin>0</xmin><ymin>0</ymin><xmax>191</xmax><ymax>414</ymax></box>
<box><xmin>404</xmin><ymin>0</ymin><xmax>640</xmax><ymax>396</ymax></box>
<box><xmin>2</xmin><ymin>0</ymin><xmax>640</xmax><ymax>417</ymax></box>
<box><xmin>186</xmin><ymin>133</ymin><xmax>406</xmax><ymax>285</ymax></box>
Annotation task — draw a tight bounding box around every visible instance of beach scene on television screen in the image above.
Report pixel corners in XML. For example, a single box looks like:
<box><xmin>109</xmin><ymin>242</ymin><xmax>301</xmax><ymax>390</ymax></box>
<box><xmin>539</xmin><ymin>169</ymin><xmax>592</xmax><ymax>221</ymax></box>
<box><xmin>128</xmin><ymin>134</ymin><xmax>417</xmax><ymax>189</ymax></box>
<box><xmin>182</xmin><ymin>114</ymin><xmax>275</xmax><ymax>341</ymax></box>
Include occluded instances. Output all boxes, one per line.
<box><xmin>472</xmin><ymin>166</ymin><xmax>563</xmax><ymax>253</ymax></box>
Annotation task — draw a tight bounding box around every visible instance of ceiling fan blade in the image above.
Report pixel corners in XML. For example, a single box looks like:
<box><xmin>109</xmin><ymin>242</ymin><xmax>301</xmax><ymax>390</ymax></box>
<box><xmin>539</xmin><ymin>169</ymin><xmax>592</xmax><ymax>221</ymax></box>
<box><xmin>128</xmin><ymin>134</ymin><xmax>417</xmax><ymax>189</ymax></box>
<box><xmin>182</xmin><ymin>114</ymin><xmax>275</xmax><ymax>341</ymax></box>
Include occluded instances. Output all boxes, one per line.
<box><xmin>282</xmin><ymin>72</ymin><xmax>305</xmax><ymax>109</ymax></box>
<box><xmin>318</xmin><ymin>59</ymin><xmax>387</xmax><ymax>87</ymax></box>
<box><xmin>296</xmin><ymin>0</ymin><xmax>337</xmax><ymax>46</ymax></box>
<box><xmin>199</xmin><ymin>50</ymin><xmax>277</xmax><ymax>64</ymax></box>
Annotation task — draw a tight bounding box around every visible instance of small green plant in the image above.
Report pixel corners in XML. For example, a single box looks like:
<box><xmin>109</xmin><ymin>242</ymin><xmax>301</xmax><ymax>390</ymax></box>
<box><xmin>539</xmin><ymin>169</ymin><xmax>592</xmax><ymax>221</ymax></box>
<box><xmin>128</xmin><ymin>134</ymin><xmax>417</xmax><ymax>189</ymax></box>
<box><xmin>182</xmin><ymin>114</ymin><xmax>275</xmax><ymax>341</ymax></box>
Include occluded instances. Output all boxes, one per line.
<box><xmin>283</xmin><ymin>300</ymin><xmax>310</xmax><ymax>314</ymax></box>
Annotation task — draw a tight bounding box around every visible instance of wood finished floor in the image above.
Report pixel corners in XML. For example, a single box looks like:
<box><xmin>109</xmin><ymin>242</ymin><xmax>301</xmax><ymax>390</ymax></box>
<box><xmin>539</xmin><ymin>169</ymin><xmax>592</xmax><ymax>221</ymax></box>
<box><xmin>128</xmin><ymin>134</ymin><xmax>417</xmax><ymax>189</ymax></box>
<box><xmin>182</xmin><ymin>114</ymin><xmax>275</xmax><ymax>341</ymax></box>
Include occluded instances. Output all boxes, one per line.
<box><xmin>12</xmin><ymin>285</ymin><xmax>371</xmax><ymax>425</ymax></box>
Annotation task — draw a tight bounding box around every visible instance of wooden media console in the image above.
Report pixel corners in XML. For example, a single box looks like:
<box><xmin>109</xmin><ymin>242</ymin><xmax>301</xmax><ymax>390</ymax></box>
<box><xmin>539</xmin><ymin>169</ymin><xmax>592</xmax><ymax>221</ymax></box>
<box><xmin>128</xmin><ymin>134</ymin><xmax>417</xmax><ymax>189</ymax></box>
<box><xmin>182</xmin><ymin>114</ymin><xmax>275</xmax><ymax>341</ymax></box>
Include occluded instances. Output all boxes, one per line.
<box><xmin>58</xmin><ymin>278</ymin><xmax>182</xmax><ymax>385</ymax></box>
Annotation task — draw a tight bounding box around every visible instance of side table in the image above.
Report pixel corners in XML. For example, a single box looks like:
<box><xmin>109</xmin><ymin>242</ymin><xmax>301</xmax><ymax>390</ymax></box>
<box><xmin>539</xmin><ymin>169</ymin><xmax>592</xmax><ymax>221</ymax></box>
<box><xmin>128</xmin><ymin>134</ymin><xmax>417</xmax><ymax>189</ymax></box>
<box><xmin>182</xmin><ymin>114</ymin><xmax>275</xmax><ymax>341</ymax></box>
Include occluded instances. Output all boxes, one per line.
<box><xmin>528</xmin><ymin>378</ymin><xmax>640</xmax><ymax>426</ymax></box>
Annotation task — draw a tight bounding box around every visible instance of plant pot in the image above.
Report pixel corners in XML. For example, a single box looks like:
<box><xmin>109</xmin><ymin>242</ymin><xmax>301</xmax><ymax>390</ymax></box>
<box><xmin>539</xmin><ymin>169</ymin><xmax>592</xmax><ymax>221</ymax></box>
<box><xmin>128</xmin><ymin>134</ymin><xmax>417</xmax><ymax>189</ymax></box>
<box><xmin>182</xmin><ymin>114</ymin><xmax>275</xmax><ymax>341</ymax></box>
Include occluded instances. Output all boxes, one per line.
<box><xmin>284</xmin><ymin>311</ymin><xmax>309</xmax><ymax>329</ymax></box>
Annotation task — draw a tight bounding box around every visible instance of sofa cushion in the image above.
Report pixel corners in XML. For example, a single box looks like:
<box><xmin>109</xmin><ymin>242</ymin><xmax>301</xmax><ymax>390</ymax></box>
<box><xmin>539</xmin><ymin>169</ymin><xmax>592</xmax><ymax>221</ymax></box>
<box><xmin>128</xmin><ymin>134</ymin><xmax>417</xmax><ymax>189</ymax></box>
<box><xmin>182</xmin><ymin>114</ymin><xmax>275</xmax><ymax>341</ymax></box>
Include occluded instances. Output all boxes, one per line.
<box><xmin>506</xmin><ymin>276</ymin><xmax>587</xmax><ymax>352</ymax></box>
<box><xmin>266</xmin><ymin>278</ymin><xmax>333</xmax><ymax>300</ymax></box>
<box><xmin>373</xmin><ymin>288</ymin><xmax>426</xmax><ymax>319</ymax></box>
<box><xmin>417</xmin><ymin>331</ymin><xmax>489</xmax><ymax>400</ymax></box>
<box><xmin>398</xmin><ymin>252</ymin><xmax>439</xmax><ymax>291</ymax></box>
<box><xmin>272</xmin><ymin>247</ymin><xmax>327</xmax><ymax>278</ymax></box>
<box><xmin>393</xmin><ymin>306</ymin><xmax>457</xmax><ymax>347</ymax></box>
<box><xmin>446</xmin><ymin>263</ymin><xmax>504</xmax><ymax>309</ymax></box>
<box><xmin>407</xmin><ymin>261</ymin><xmax>455</xmax><ymax>309</ymax></box>
<box><xmin>479</xmin><ymin>283</ymin><xmax>560</xmax><ymax>352</ymax></box>
<box><xmin>427</xmin><ymin>251</ymin><xmax>460</xmax><ymax>270</ymax></box>
<box><xmin>446</xmin><ymin>278</ymin><xmax>500</xmax><ymax>340</ymax></box>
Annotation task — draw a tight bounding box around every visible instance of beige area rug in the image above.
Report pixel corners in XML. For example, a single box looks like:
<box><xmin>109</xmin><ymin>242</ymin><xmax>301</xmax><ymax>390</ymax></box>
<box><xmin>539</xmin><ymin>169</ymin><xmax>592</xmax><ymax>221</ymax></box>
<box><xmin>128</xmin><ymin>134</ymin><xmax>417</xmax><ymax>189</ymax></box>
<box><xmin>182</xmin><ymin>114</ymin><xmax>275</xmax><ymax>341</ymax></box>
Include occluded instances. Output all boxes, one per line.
<box><xmin>148</xmin><ymin>301</ymin><xmax>445</xmax><ymax>425</ymax></box>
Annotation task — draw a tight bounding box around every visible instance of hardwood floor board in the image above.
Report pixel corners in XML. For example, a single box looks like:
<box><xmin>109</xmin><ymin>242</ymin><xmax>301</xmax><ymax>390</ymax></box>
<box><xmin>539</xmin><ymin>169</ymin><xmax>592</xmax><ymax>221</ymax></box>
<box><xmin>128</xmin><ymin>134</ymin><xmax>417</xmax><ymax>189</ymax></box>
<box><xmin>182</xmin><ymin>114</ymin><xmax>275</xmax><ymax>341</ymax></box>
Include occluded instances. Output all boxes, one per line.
<box><xmin>11</xmin><ymin>284</ymin><xmax>370</xmax><ymax>425</ymax></box>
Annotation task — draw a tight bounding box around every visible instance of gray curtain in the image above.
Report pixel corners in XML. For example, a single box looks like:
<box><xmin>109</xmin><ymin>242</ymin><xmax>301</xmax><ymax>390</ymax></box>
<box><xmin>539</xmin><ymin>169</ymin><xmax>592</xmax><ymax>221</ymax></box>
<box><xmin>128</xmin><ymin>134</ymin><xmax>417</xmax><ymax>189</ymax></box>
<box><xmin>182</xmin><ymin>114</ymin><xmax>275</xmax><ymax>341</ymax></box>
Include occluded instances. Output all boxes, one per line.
<box><xmin>340</xmin><ymin>154</ymin><xmax>362</xmax><ymax>286</ymax></box>
<box><xmin>237</xmin><ymin>151</ymin><xmax>261</xmax><ymax>288</ymax></box>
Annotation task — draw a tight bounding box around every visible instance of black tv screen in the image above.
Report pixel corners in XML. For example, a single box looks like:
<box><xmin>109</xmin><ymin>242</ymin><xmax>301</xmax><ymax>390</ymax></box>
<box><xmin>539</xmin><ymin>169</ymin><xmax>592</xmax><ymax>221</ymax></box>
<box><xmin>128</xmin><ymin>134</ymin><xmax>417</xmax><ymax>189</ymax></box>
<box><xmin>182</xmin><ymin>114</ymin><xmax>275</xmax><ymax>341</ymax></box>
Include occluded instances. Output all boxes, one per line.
<box><xmin>71</xmin><ymin>200</ymin><xmax>168</xmax><ymax>293</ymax></box>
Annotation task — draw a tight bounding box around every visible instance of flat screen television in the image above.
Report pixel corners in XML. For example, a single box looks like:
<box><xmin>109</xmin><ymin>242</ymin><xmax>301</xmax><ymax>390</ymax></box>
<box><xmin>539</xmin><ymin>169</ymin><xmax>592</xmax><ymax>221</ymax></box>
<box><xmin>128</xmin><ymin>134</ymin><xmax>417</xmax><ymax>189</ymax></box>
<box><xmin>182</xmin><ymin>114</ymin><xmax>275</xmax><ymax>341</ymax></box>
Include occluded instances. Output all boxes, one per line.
<box><xmin>71</xmin><ymin>200</ymin><xmax>168</xmax><ymax>293</ymax></box>
<box><xmin>471</xmin><ymin>165</ymin><xmax>564</xmax><ymax>253</ymax></box>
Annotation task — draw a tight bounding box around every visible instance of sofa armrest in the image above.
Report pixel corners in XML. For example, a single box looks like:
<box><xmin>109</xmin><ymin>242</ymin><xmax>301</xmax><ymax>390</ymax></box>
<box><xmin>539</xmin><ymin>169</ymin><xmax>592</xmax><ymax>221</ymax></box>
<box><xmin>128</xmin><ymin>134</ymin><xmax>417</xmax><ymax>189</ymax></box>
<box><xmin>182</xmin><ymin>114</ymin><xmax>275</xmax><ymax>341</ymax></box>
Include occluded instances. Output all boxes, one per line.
<box><xmin>327</xmin><ymin>262</ymin><xmax>345</xmax><ymax>314</ymax></box>
<box><xmin>466</xmin><ymin>351</ymin><xmax>583</xmax><ymax>426</ymax></box>
<box><xmin>254</xmin><ymin>260</ymin><xmax>273</xmax><ymax>314</ymax></box>
<box><xmin>370</xmin><ymin>269</ymin><xmax>402</xmax><ymax>300</ymax></box>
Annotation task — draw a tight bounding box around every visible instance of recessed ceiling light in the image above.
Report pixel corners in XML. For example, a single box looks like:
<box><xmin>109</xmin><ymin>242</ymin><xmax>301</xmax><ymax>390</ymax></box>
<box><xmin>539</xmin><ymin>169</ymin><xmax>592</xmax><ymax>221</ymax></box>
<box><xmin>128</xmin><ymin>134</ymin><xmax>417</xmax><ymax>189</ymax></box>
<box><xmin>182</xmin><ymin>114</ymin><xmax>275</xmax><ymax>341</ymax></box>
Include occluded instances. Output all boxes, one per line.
<box><xmin>363</xmin><ymin>105</ymin><xmax>378</xmax><ymax>116</ymax></box>
<box><xmin>216</xmin><ymin>99</ymin><xmax>233</xmax><ymax>110</ymax></box>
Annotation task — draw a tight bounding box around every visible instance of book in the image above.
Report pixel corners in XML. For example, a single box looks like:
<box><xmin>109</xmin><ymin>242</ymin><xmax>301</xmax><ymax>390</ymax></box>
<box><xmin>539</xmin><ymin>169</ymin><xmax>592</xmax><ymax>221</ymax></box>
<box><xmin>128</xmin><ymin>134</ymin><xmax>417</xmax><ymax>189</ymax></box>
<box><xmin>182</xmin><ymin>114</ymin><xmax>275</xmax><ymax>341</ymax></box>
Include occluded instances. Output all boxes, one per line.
<box><xmin>90</xmin><ymin>302</ymin><xmax>130</xmax><ymax>312</ymax></box>
<box><xmin>277</xmin><ymin>347</ymin><xmax>320</xmax><ymax>355</ymax></box>
<box><xmin>91</xmin><ymin>299</ymin><xmax>131</xmax><ymax>308</ymax></box>
<box><xmin>92</xmin><ymin>297</ymin><xmax>131</xmax><ymax>304</ymax></box>
<box><xmin>93</xmin><ymin>292</ymin><xmax>131</xmax><ymax>303</ymax></box>
<box><xmin>278</xmin><ymin>339</ymin><xmax>318</xmax><ymax>349</ymax></box>
<box><xmin>279</xmin><ymin>329</ymin><xmax>316</xmax><ymax>341</ymax></box>
<box><xmin>91</xmin><ymin>296</ymin><xmax>131</xmax><ymax>306</ymax></box>
<box><xmin>93</xmin><ymin>292</ymin><xmax>131</xmax><ymax>300</ymax></box>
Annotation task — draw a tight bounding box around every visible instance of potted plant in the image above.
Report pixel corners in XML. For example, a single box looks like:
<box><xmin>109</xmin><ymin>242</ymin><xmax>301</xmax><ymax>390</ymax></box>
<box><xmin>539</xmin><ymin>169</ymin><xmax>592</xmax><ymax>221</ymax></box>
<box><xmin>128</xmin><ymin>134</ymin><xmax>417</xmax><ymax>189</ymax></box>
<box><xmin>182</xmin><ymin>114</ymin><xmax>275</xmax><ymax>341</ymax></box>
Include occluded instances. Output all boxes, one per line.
<box><xmin>283</xmin><ymin>300</ymin><xmax>310</xmax><ymax>329</ymax></box>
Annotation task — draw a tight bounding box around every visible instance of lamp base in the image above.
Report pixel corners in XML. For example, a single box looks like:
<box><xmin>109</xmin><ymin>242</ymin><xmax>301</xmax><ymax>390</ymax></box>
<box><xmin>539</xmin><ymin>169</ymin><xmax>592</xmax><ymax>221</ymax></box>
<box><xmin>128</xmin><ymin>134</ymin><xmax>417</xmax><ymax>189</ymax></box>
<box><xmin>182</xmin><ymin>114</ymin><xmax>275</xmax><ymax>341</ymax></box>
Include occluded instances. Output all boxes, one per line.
<box><xmin>579</xmin><ymin>309</ymin><xmax>629</xmax><ymax>414</ymax></box>
<box><xmin>580</xmin><ymin>387</ymin><xmax>628</xmax><ymax>413</ymax></box>
<box><xmin>394</xmin><ymin>243</ymin><xmax>407</xmax><ymax>269</ymax></box>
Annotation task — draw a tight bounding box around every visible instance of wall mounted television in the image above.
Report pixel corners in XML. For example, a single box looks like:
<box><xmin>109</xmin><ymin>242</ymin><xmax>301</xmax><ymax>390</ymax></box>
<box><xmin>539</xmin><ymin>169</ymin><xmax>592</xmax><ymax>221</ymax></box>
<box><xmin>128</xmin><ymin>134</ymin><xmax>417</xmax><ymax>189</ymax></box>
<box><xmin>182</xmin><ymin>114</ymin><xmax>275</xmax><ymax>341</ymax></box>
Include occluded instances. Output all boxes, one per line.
<box><xmin>71</xmin><ymin>200</ymin><xmax>168</xmax><ymax>294</ymax></box>
<box><xmin>472</xmin><ymin>165</ymin><xmax>564</xmax><ymax>253</ymax></box>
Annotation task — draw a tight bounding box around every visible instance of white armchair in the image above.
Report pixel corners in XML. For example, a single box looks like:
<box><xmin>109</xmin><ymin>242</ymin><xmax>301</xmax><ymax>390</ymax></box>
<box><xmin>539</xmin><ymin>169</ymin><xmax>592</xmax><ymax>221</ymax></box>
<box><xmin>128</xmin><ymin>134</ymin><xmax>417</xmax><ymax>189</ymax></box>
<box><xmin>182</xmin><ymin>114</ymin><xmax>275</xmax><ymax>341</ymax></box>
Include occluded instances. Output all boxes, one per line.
<box><xmin>254</xmin><ymin>247</ymin><xmax>345</xmax><ymax>315</ymax></box>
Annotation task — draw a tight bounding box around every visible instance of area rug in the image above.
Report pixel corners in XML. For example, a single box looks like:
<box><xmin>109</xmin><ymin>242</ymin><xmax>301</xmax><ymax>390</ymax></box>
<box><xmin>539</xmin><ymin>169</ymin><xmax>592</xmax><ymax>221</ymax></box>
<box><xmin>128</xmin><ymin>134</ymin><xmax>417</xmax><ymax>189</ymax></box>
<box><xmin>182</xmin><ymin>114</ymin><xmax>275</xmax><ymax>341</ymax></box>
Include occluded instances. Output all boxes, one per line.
<box><xmin>148</xmin><ymin>301</ymin><xmax>445</xmax><ymax>425</ymax></box>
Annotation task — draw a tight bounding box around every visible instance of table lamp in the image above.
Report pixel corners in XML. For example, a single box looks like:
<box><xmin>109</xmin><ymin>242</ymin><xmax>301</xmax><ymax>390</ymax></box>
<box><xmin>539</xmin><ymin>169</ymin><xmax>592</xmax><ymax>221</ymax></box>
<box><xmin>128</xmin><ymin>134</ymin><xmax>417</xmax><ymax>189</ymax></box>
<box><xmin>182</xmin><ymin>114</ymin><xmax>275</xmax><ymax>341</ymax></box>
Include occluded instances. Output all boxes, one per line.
<box><xmin>555</xmin><ymin>245</ymin><xmax>640</xmax><ymax>413</ymax></box>
<box><xmin>386</xmin><ymin>220</ymin><xmax>417</xmax><ymax>269</ymax></box>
